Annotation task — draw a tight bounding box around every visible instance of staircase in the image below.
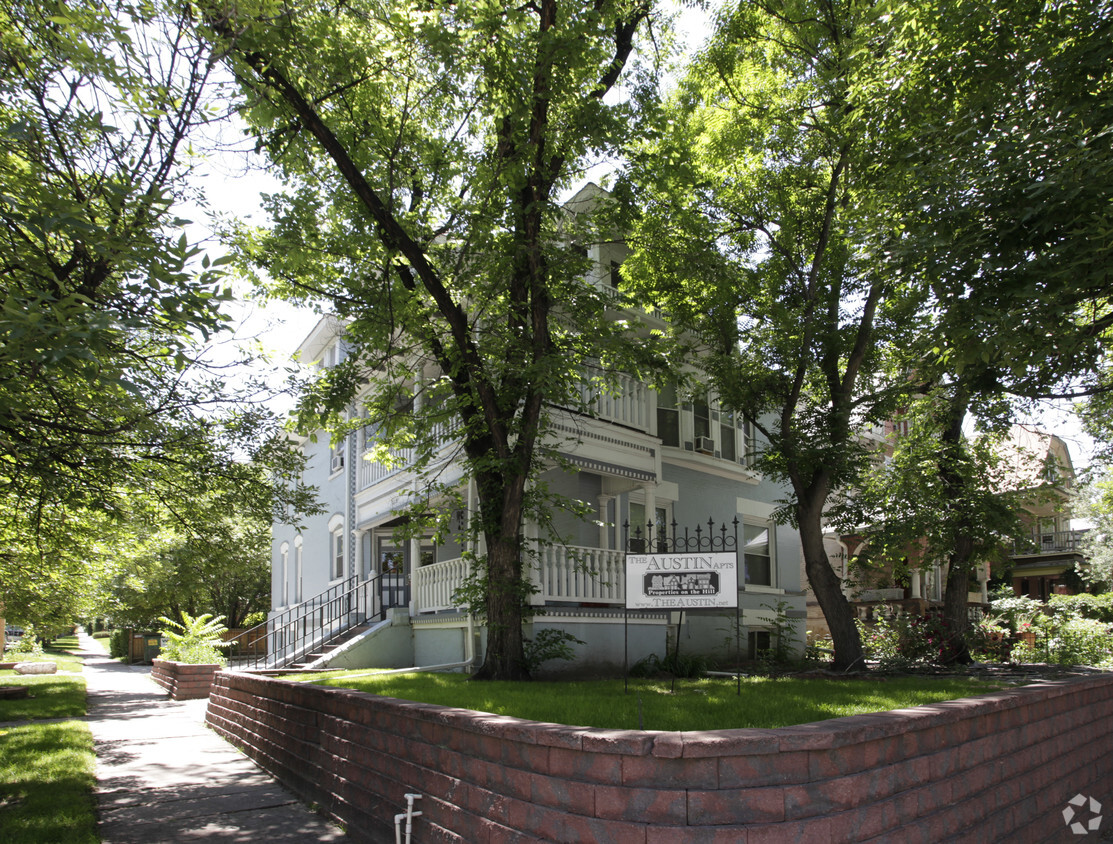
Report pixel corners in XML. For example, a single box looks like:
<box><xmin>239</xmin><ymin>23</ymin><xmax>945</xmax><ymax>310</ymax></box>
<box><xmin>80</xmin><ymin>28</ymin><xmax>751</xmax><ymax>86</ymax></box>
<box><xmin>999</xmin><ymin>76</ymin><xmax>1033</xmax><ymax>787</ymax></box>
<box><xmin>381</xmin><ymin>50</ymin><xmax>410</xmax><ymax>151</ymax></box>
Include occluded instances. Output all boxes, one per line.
<box><xmin>225</xmin><ymin>573</ymin><xmax>409</xmax><ymax>671</ymax></box>
<box><xmin>286</xmin><ymin>622</ymin><xmax>374</xmax><ymax>670</ymax></box>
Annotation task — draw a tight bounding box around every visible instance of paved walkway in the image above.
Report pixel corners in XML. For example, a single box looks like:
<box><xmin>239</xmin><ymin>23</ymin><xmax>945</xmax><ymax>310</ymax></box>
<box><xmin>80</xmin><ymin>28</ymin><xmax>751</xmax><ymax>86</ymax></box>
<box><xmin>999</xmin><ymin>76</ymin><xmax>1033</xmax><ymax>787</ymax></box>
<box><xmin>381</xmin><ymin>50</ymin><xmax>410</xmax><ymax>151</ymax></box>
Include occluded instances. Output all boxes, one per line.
<box><xmin>75</xmin><ymin>631</ymin><xmax>345</xmax><ymax>842</ymax></box>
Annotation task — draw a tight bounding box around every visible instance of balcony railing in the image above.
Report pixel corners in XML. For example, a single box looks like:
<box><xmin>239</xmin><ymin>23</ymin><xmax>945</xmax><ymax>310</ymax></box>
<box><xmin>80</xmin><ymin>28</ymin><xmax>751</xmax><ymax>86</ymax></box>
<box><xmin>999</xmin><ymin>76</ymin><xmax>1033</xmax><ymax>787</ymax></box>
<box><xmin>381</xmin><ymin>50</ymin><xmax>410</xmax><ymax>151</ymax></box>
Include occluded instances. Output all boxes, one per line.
<box><xmin>1010</xmin><ymin>530</ymin><xmax>1088</xmax><ymax>556</ymax></box>
<box><xmin>359</xmin><ymin>420</ymin><xmax>454</xmax><ymax>490</ymax></box>
<box><xmin>577</xmin><ymin>367</ymin><xmax>652</xmax><ymax>433</ymax></box>
<box><xmin>412</xmin><ymin>544</ymin><xmax>626</xmax><ymax>614</ymax></box>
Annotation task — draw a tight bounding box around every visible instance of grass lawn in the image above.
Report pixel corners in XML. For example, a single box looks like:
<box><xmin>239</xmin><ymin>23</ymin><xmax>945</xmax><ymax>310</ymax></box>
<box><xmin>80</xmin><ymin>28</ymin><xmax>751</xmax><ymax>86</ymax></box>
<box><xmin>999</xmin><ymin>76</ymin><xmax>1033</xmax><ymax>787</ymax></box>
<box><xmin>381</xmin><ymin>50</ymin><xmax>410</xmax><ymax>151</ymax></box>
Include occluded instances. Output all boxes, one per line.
<box><xmin>0</xmin><ymin>721</ymin><xmax>97</xmax><ymax>844</ymax></box>
<box><xmin>285</xmin><ymin>672</ymin><xmax>1003</xmax><ymax>731</ymax></box>
<box><xmin>0</xmin><ymin>634</ymin><xmax>97</xmax><ymax>843</ymax></box>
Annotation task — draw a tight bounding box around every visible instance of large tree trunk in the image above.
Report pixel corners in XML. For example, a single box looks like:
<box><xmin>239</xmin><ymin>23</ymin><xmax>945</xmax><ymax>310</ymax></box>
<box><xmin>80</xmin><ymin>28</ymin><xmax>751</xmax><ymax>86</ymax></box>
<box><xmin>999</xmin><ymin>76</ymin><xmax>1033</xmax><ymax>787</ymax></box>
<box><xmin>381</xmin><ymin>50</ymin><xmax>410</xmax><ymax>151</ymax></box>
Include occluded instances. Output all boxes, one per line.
<box><xmin>941</xmin><ymin>539</ymin><xmax>974</xmax><ymax>664</ymax></box>
<box><xmin>938</xmin><ymin>385</ymin><xmax>974</xmax><ymax>664</ymax></box>
<box><xmin>798</xmin><ymin>492</ymin><xmax>865</xmax><ymax>672</ymax></box>
<box><xmin>472</xmin><ymin>536</ymin><xmax>530</xmax><ymax>681</ymax></box>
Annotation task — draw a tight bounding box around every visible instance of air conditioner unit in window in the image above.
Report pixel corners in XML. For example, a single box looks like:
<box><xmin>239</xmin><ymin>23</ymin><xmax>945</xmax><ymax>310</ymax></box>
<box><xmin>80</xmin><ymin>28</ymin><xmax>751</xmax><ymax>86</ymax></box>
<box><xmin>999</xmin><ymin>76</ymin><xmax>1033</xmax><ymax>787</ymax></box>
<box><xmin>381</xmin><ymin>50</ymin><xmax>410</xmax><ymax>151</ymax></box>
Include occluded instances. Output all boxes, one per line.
<box><xmin>695</xmin><ymin>436</ymin><xmax>715</xmax><ymax>455</ymax></box>
<box><xmin>331</xmin><ymin>454</ymin><xmax>344</xmax><ymax>472</ymax></box>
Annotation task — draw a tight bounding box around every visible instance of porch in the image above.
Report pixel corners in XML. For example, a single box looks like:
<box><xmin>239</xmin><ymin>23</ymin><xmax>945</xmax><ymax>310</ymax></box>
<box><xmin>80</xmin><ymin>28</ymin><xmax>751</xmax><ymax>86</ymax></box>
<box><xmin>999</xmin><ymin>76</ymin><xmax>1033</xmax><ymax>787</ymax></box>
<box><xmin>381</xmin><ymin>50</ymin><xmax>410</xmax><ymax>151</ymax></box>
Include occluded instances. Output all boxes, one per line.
<box><xmin>412</xmin><ymin>544</ymin><xmax>626</xmax><ymax>614</ymax></box>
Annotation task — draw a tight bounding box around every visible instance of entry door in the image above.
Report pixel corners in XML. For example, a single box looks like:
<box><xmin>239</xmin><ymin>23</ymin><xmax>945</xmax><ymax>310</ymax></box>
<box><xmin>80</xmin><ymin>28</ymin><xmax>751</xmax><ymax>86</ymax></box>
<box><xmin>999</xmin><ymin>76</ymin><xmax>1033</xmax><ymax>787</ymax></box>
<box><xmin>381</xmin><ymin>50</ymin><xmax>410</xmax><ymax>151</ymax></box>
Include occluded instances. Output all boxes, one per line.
<box><xmin>377</xmin><ymin>536</ymin><xmax>408</xmax><ymax>608</ymax></box>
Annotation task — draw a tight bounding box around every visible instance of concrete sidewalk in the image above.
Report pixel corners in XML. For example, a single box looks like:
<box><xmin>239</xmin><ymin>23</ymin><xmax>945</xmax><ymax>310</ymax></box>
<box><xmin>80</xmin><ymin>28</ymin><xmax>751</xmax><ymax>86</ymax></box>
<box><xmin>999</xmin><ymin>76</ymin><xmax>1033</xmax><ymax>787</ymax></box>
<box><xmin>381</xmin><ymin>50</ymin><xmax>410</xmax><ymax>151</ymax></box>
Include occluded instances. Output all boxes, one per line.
<box><xmin>76</xmin><ymin>630</ymin><xmax>345</xmax><ymax>843</ymax></box>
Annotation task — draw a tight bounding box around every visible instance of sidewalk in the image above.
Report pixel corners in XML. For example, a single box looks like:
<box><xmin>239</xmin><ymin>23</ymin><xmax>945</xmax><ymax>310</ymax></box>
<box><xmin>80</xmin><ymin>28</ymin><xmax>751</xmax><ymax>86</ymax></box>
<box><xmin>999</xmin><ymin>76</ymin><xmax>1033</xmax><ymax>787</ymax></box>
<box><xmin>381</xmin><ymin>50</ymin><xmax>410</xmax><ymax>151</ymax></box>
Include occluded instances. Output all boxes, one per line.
<box><xmin>76</xmin><ymin>631</ymin><xmax>345</xmax><ymax>842</ymax></box>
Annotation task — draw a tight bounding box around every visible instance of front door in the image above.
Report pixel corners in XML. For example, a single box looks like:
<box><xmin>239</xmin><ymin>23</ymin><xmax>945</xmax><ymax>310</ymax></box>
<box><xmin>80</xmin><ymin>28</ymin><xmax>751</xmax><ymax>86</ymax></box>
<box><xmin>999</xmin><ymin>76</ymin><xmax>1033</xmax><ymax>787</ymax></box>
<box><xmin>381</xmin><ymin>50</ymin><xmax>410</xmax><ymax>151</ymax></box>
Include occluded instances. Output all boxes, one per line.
<box><xmin>377</xmin><ymin>536</ymin><xmax>408</xmax><ymax>608</ymax></box>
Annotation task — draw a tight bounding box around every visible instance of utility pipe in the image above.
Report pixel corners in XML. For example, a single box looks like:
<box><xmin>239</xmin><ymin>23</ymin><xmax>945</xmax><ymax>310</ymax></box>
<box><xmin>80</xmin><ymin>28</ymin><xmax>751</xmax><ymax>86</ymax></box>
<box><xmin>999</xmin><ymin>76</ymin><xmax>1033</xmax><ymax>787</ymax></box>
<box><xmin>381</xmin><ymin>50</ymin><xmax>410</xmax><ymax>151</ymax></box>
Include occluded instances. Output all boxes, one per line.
<box><xmin>394</xmin><ymin>792</ymin><xmax>422</xmax><ymax>844</ymax></box>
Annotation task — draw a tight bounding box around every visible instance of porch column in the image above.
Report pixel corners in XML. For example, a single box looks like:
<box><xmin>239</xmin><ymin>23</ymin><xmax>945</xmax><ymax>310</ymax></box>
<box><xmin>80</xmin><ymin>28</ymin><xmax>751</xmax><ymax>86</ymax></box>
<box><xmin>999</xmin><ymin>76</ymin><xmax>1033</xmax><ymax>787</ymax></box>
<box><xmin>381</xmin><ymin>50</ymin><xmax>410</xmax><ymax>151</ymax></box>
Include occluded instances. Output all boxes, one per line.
<box><xmin>641</xmin><ymin>482</ymin><xmax>657</xmax><ymax>537</ymax></box>
<box><xmin>910</xmin><ymin>569</ymin><xmax>922</xmax><ymax>600</ymax></box>
<box><xmin>598</xmin><ymin>494</ymin><xmax>614</xmax><ymax>550</ymax></box>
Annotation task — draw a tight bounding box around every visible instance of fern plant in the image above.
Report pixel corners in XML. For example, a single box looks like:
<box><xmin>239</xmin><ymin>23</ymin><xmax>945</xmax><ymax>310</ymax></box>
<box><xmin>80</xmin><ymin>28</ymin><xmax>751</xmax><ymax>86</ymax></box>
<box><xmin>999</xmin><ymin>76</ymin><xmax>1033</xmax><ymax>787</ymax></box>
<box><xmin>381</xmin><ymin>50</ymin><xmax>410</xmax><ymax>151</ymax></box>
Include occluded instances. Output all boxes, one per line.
<box><xmin>158</xmin><ymin>612</ymin><xmax>229</xmax><ymax>665</ymax></box>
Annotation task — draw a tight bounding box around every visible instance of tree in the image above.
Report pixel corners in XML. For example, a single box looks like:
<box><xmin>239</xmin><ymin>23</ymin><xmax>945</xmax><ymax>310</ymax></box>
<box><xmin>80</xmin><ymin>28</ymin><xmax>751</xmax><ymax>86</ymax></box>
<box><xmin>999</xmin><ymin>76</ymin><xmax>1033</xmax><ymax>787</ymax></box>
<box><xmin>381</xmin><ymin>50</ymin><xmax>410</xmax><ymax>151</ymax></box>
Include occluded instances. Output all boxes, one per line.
<box><xmin>0</xmin><ymin>0</ymin><xmax>318</xmax><ymax>627</ymax></box>
<box><xmin>197</xmin><ymin>0</ymin><xmax>660</xmax><ymax>679</ymax></box>
<box><xmin>623</xmin><ymin>0</ymin><xmax>923</xmax><ymax>671</ymax></box>
<box><xmin>857</xmin><ymin>0</ymin><xmax>1113</xmax><ymax>651</ymax></box>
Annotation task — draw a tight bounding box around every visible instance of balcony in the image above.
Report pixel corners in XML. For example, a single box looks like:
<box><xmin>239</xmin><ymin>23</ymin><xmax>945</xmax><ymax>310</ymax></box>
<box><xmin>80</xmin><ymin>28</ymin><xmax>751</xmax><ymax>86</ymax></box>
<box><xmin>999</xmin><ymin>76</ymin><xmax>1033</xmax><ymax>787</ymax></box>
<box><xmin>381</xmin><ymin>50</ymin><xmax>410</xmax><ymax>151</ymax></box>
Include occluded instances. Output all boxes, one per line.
<box><xmin>1010</xmin><ymin>530</ymin><xmax>1088</xmax><ymax>557</ymax></box>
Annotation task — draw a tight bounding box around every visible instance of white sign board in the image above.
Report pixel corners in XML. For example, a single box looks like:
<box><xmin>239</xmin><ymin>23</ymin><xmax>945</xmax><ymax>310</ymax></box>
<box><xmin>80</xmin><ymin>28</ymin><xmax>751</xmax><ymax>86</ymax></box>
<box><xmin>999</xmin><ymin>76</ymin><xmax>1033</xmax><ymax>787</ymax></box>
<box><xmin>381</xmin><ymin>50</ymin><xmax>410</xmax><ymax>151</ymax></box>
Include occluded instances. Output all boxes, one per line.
<box><xmin>625</xmin><ymin>552</ymin><xmax>738</xmax><ymax>610</ymax></box>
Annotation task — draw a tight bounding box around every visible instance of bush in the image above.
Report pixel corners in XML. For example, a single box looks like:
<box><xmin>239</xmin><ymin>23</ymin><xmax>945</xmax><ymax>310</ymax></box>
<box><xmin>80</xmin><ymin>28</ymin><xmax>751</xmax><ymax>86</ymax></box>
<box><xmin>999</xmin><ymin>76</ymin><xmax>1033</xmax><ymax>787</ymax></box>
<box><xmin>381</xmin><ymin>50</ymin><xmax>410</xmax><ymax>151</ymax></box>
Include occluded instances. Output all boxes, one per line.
<box><xmin>108</xmin><ymin>629</ymin><xmax>129</xmax><ymax>660</ymax></box>
<box><xmin>856</xmin><ymin>611</ymin><xmax>967</xmax><ymax>668</ymax></box>
<box><xmin>1047</xmin><ymin>593</ymin><xmax>1113</xmax><ymax>624</ymax></box>
<box><xmin>986</xmin><ymin>595</ymin><xmax>1044</xmax><ymax>633</ymax></box>
<box><xmin>157</xmin><ymin>612</ymin><xmax>228</xmax><ymax>665</ymax></box>
<box><xmin>522</xmin><ymin>628</ymin><xmax>583</xmax><ymax>673</ymax></box>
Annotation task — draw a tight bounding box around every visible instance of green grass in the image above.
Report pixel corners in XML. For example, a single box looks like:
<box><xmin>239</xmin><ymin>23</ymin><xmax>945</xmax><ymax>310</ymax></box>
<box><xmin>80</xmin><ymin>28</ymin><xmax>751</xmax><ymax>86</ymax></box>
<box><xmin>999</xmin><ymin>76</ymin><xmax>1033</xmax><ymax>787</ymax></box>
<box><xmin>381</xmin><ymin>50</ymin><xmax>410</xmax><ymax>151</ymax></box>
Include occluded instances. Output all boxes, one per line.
<box><xmin>0</xmin><ymin>674</ymin><xmax>87</xmax><ymax>722</ymax></box>
<box><xmin>3</xmin><ymin>636</ymin><xmax>84</xmax><ymax>674</ymax></box>
<box><xmin>0</xmin><ymin>720</ymin><xmax>97</xmax><ymax>843</ymax></box>
<box><xmin>285</xmin><ymin>672</ymin><xmax>1003</xmax><ymax>731</ymax></box>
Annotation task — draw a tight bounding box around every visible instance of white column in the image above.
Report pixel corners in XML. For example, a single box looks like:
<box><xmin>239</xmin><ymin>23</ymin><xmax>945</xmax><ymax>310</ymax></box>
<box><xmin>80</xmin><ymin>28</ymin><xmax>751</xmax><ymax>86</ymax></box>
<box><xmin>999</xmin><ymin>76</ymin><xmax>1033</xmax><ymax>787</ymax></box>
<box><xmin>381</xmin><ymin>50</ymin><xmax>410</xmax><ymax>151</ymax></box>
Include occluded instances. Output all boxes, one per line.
<box><xmin>910</xmin><ymin>569</ymin><xmax>923</xmax><ymax>600</ymax></box>
<box><xmin>598</xmin><ymin>494</ymin><xmax>614</xmax><ymax>550</ymax></box>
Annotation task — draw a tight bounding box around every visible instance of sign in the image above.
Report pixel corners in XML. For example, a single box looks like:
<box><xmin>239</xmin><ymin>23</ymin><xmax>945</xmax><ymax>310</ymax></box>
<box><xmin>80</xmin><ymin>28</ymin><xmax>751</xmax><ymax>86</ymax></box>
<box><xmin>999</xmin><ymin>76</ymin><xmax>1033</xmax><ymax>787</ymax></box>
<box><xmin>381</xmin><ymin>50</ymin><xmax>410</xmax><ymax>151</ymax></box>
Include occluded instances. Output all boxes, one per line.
<box><xmin>625</xmin><ymin>552</ymin><xmax>738</xmax><ymax>610</ymax></box>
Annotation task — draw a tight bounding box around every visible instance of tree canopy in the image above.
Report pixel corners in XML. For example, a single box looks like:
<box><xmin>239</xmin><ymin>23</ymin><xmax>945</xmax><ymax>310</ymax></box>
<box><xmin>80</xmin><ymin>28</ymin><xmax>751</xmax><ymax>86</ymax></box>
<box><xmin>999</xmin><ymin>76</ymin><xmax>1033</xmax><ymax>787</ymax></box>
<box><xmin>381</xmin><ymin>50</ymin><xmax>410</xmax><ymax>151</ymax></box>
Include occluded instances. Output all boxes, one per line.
<box><xmin>200</xmin><ymin>0</ymin><xmax>664</xmax><ymax>679</ymax></box>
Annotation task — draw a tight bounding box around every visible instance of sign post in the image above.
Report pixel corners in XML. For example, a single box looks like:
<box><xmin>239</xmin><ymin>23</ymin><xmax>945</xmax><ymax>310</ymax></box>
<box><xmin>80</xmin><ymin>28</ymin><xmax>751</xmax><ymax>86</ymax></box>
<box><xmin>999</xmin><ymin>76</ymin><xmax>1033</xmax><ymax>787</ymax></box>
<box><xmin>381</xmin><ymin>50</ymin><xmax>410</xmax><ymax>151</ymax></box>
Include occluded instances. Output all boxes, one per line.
<box><xmin>624</xmin><ymin>552</ymin><xmax>739</xmax><ymax>694</ymax></box>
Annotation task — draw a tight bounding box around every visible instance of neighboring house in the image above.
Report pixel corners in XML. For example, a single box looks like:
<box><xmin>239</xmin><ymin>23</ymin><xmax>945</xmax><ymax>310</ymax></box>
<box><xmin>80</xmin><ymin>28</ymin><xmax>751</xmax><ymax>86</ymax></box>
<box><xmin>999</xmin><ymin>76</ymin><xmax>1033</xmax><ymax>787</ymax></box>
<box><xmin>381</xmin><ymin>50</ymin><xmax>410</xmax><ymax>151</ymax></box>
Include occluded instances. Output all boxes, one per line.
<box><xmin>1001</xmin><ymin>426</ymin><xmax>1086</xmax><ymax>601</ymax></box>
<box><xmin>262</xmin><ymin>187</ymin><xmax>807</xmax><ymax>675</ymax></box>
<box><xmin>805</xmin><ymin>424</ymin><xmax>1084</xmax><ymax>638</ymax></box>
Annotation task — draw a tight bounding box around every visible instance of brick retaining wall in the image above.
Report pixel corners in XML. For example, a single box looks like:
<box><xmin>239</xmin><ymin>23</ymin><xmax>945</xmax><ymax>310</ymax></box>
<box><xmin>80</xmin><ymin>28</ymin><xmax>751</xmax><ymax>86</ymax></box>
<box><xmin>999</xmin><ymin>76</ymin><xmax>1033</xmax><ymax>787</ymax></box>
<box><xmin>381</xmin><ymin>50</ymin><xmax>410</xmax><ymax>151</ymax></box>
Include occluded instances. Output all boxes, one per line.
<box><xmin>151</xmin><ymin>659</ymin><xmax>219</xmax><ymax>700</ymax></box>
<box><xmin>205</xmin><ymin>671</ymin><xmax>1113</xmax><ymax>843</ymax></box>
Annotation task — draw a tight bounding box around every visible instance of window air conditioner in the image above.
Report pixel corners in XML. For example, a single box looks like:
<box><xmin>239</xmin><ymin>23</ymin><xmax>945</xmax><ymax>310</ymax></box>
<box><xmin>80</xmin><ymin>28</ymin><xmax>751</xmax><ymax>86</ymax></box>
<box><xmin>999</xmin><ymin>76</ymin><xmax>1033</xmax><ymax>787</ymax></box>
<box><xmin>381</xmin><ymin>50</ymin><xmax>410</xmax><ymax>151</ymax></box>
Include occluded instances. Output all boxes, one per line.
<box><xmin>695</xmin><ymin>436</ymin><xmax>715</xmax><ymax>455</ymax></box>
<box><xmin>331</xmin><ymin>454</ymin><xmax>344</xmax><ymax>472</ymax></box>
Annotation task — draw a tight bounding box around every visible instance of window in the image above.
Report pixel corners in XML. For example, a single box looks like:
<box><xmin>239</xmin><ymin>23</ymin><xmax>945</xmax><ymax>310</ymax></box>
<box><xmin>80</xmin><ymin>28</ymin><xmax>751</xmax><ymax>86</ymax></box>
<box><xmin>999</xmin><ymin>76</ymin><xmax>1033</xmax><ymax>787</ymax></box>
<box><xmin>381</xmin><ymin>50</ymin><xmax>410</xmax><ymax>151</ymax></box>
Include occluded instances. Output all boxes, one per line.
<box><xmin>629</xmin><ymin>503</ymin><xmax>669</xmax><ymax>552</ymax></box>
<box><xmin>329</xmin><ymin>515</ymin><xmax>345</xmax><ymax>581</ymax></box>
<box><xmin>743</xmin><ymin>522</ymin><xmax>773</xmax><ymax>586</ymax></box>
<box><xmin>1039</xmin><ymin>517</ymin><xmax>1056</xmax><ymax>549</ymax></box>
<box><xmin>656</xmin><ymin>381</ymin><xmax>680</xmax><ymax>447</ymax></box>
<box><xmin>693</xmin><ymin>393</ymin><xmax>711</xmax><ymax>441</ymax></box>
<box><xmin>333</xmin><ymin>530</ymin><xmax>345</xmax><ymax>580</ymax></box>
<box><xmin>720</xmin><ymin>409</ymin><xmax>736</xmax><ymax>463</ymax></box>
<box><xmin>748</xmin><ymin>630</ymin><xmax>771</xmax><ymax>660</ymax></box>
<box><xmin>609</xmin><ymin>260</ymin><xmax>624</xmax><ymax>288</ymax></box>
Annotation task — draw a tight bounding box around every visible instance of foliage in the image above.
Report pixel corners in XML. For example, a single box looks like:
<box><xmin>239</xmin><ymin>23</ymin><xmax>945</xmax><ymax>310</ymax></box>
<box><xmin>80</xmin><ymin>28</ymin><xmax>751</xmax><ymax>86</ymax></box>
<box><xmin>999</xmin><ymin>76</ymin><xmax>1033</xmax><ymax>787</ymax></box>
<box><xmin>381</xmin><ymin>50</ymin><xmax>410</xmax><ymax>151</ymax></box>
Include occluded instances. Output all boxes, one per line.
<box><xmin>6</xmin><ymin>631</ymin><xmax>41</xmax><ymax>655</ymax></box>
<box><xmin>0</xmin><ymin>721</ymin><xmax>97</xmax><ymax>844</ymax></box>
<box><xmin>623</xmin><ymin>0</ymin><xmax>930</xmax><ymax>670</ymax></box>
<box><xmin>1047</xmin><ymin>593</ymin><xmax>1113</xmax><ymax>624</ymax></box>
<box><xmin>629</xmin><ymin>650</ymin><xmax>710</xmax><ymax>680</ymax></box>
<box><xmin>522</xmin><ymin>629</ymin><xmax>585</xmax><ymax>674</ymax></box>
<box><xmin>1074</xmin><ymin>470</ymin><xmax>1113</xmax><ymax>587</ymax></box>
<box><xmin>1010</xmin><ymin>616</ymin><xmax>1113</xmax><ymax>669</ymax></box>
<box><xmin>986</xmin><ymin>595</ymin><xmax>1045</xmax><ymax>634</ymax></box>
<box><xmin>199</xmin><ymin>0</ymin><xmax>662</xmax><ymax>680</ymax></box>
<box><xmin>0</xmin><ymin>0</ymin><xmax>317</xmax><ymax>631</ymax></box>
<box><xmin>157</xmin><ymin>611</ymin><xmax>228</xmax><ymax>666</ymax></box>
<box><xmin>294</xmin><ymin>671</ymin><xmax>1001</xmax><ymax>731</ymax></box>
<box><xmin>856</xmin><ymin>611</ymin><xmax>968</xmax><ymax>668</ymax></box>
<box><xmin>108</xmin><ymin>629</ymin><xmax>129</xmax><ymax>661</ymax></box>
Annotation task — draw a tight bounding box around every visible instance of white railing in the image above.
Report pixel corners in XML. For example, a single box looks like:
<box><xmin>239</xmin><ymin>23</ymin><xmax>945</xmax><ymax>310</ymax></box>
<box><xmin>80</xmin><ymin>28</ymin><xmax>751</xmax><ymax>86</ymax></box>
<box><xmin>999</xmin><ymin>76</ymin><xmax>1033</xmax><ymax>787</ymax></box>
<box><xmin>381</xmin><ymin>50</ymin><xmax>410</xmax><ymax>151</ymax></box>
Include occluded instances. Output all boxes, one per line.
<box><xmin>537</xmin><ymin>544</ymin><xmax>625</xmax><ymax>605</ymax></box>
<box><xmin>413</xmin><ymin>556</ymin><xmax>470</xmax><ymax>613</ymax></box>
<box><xmin>411</xmin><ymin>544</ymin><xmax>626</xmax><ymax>614</ymax></box>
<box><xmin>358</xmin><ymin>420</ymin><xmax>455</xmax><ymax>490</ymax></box>
<box><xmin>578</xmin><ymin>367</ymin><xmax>652</xmax><ymax>433</ymax></box>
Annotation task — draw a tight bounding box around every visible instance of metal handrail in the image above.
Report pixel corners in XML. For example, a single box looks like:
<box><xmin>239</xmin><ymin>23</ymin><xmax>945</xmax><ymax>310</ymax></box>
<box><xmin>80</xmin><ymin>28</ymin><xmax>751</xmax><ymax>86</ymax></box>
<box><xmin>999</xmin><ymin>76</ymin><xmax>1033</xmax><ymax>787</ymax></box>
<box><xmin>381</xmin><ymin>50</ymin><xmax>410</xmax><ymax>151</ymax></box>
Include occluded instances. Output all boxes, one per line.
<box><xmin>225</xmin><ymin>573</ymin><xmax>403</xmax><ymax>671</ymax></box>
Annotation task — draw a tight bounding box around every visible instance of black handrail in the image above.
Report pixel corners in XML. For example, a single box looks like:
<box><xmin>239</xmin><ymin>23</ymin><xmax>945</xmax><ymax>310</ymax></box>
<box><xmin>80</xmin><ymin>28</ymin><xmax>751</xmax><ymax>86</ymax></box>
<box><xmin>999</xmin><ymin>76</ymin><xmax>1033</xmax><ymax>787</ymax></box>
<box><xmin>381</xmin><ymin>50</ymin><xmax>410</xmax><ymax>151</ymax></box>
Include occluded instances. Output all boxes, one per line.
<box><xmin>225</xmin><ymin>573</ymin><xmax>400</xmax><ymax>671</ymax></box>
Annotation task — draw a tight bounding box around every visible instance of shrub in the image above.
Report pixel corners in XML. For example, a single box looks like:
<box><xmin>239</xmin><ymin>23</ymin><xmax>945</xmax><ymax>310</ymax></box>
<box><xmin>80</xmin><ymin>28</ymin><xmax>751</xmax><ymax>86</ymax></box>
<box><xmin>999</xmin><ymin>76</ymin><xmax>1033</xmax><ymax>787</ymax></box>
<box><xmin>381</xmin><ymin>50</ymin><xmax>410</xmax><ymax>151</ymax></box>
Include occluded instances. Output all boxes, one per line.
<box><xmin>1047</xmin><ymin>593</ymin><xmax>1113</xmax><ymax>624</ymax></box>
<box><xmin>522</xmin><ymin>628</ymin><xmax>584</xmax><ymax>673</ymax></box>
<box><xmin>986</xmin><ymin>595</ymin><xmax>1044</xmax><ymax>633</ymax></box>
<box><xmin>1012</xmin><ymin>615</ymin><xmax>1113</xmax><ymax>668</ymax></box>
<box><xmin>108</xmin><ymin>629</ymin><xmax>129</xmax><ymax>660</ymax></box>
<box><xmin>157</xmin><ymin>612</ymin><xmax>228</xmax><ymax>665</ymax></box>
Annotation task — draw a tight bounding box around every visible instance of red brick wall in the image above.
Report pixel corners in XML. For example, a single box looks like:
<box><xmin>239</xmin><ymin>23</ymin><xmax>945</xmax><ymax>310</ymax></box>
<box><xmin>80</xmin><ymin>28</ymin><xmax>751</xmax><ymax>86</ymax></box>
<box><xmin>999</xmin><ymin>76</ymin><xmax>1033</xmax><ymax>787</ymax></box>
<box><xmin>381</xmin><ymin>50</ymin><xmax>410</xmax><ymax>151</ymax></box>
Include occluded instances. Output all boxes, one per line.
<box><xmin>205</xmin><ymin>672</ymin><xmax>1113</xmax><ymax>843</ymax></box>
<box><xmin>151</xmin><ymin>659</ymin><xmax>218</xmax><ymax>700</ymax></box>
